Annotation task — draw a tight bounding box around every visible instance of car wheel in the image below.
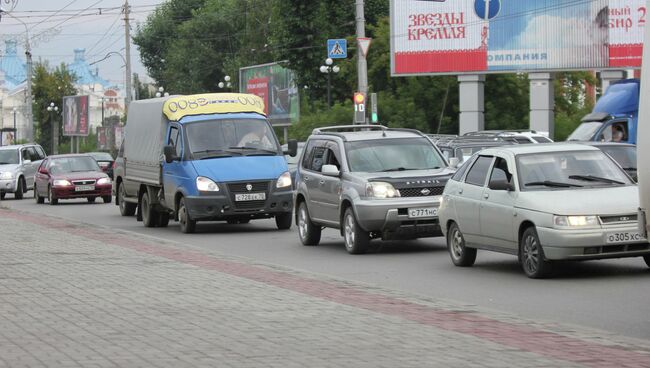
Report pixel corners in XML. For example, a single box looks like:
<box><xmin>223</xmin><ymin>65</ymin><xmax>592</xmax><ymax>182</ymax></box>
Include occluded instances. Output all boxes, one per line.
<box><xmin>141</xmin><ymin>191</ymin><xmax>157</xmax><ymax>228</ymax></box>
<box><xmin>178</xmin><ymin>197</ymin><xmax>196</xmax><ymax>234</ymax></box>
<box><xmin>275</xmin><ymin>212</ymin><xmax>292</xmax><ymax>230</ymax></box>
<box><xmin>447</xmin><ymin>222</ymin><xmax>477</xmax><ymax>267</ymax></box>
<box><xmin>0</xmin><ymin>192</ymin><xmax>5</xmax><ymax>200</ymax></box>
<box><xmin>157</xmin><ymin>212</ymin><xmax>170</xmax><ymax>227</ymax></box>
<box><xmin>520</xmin><ymin>227</ymin><xmax>551</xmax><ymax>279</ymax></box>
<box><xmin>102</xmin><ymin>195</ymin><xmax>112</xmax><ymax>204</ymax></box>
<box><xmin>34</xmin><ymin>184</ymin><xmax>44</xmax><ymax>204</ymax></box>
<box><xmin>643</xmin><ymin>255</ymin><xmax>650</xmax><ymax>268</ymax></box>
<box><xmin>343</xmin><ymin>207</ymin><xmax>369</xmax><ymax>254</ymax></box>
<box><xmin>87</xmin><ymin>197</ymin><xmax>96</xmax><ymax>203</ymax></box>
<box><xmin>48</xmin><ymin>186</ymin><xmax>58</xmax><ymax>205</ymax></box>
<box><xmin>14</xmin><ymin>177</ymin><xmax>24</xmax><ymax>199</ymax></box>
<box><xmin>118</xmin><ymin>184</ymin><xmax>136</xmax><ymax>216</ymax></box>
<box><xmin>297</xmin><ymin>202</ymin><xmax>321</xmax><ymax>246</ymax></box>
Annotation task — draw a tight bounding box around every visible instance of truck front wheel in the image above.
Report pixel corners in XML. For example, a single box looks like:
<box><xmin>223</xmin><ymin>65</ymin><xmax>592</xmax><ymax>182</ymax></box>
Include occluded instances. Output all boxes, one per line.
<box><xmin>275</xmin><ymin>212</ymin><xmax>292</xmax><ymax>230</ymax></box>
<box><xmin>178</xmin><ymin>197</ymin><xmax>196</xmax><ymax>234</ymax></box>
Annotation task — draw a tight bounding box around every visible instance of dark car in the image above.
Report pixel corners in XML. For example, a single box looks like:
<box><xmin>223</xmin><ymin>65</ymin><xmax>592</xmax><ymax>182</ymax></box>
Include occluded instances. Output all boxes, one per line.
<box><xmin>34</xmin><ymin>154</ymin><xmax>113</xmax><ymax>205</ymax></box>
<box><xmin>577</xmin><ymin>142</ymin><xmax>637</xmax><ymax>182</ymax></box>
<box><xmin>87</xmin><ymin>151</ymin><xmax>115</xmax><ymax>179</ymax></box>
<box><xmin>282</xmin><ymin>141</ymin><xmax>305</xmax><ymax>189</ymax></box>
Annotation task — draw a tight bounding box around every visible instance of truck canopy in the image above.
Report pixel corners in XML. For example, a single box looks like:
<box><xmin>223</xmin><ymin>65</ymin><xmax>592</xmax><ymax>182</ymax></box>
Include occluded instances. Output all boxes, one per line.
<box><xmin>593</xmin><ymin>79</ymin><xmax>640</xmax><ymax>117</ymax></box>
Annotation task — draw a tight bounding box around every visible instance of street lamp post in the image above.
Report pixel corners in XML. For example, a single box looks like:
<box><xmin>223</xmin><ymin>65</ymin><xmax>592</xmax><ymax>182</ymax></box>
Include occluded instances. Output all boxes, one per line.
<box><xmin>218</xmin><ymin>75</ymin><xmax>232</xmax><ymax>91</ymax></box>
<box><xmin>320</xmin><ymin>58</ymin><xmax>340</xmax><ymax>108</ymax></box>
<box><xmin>155</xmin><ymin>86</ymin><xmax>169</xmax><ymax>98</ymax></box>
<box><xmin>47</xmin><ymin>102</ymin><xmax>59</xmax><ymax>155</ymax></box>
<box><xmin>12</xmin><ymin>107</ymin><xmax>18</xmax><ymax>143</ymax></box>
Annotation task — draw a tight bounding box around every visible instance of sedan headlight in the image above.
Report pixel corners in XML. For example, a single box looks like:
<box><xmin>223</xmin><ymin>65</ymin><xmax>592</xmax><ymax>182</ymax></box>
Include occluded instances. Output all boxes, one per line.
<box><xmin>53</xmin><ymin>179</ymin><xmax>72</xmax><ymax>187</ymax></box>
<box><xmin>553</xmin><ymin>215</ymin><xmax>599</xmax><ymax>227</ymax></box>
<box><xmin>97</xmin><ymin>177</ymin><xmax>111</xmax><ymax>185</ymax></box>
<box><xmin>0</xmin><ymin>171</ymin><xmax>14</xmax><ymax>180</ymax></box>
<box><xmin>366</xmin><ymin>182</ymin><xmax>400</xmax><ymax>199</ymax></box>
<box><xmin>276</xmin><ymin>171</ymin><xmax>292</xmax><ymax>189</ymax></box>
<box><xmin>196</xmin><ymin>176</ymin><xmax>219</xmax><ymax>192</ymax></box>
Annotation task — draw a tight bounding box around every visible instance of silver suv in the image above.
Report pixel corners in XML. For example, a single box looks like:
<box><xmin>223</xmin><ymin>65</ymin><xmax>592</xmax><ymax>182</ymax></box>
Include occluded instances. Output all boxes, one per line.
<box><xmin>294</xmin><ymin>125</ymin><xmax>455</xmax><ymax>254</ymax></box>
<box><xmin>0</xmin><ymin>144</ymin><xmax>47</xmax><ymax>199</ymax></box>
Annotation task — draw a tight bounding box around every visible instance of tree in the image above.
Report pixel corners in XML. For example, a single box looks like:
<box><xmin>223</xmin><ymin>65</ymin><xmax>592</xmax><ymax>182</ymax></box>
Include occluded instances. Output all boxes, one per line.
<box><xmin>133</xmin><ymin>73</ymin><xmax>151</xmax><ymax>100</ymax></box>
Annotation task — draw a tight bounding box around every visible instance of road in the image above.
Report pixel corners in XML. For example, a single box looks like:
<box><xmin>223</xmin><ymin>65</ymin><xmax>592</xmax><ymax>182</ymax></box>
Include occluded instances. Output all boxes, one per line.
<box><xmin>3</xmin><ymin>192</ymin><xmax>650</xmax><ymax>340</ymax></box>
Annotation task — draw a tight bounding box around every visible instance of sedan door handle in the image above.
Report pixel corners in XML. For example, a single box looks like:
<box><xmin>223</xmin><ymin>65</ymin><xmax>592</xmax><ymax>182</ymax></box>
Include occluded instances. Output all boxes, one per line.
<box><xmin>483</xmin><ymin>193</ymin><xmax>489</xmax><ymax>199</ymax></box>
<box><xmin>303</xmin><ymin>176</ymin><xmax>310</xmax><ymax>181</ymax></box>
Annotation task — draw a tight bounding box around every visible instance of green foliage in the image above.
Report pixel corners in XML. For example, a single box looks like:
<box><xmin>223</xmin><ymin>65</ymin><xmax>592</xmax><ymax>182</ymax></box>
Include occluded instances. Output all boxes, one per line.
<box><xmin>133</xmin><ymin>73</ymin><xmax>151</xmax><ymax>100</ymax></box>
<box><xmin>57</xmin><ymin>133</ymin><xmax>98</xmax><ymax>154</ymax></box>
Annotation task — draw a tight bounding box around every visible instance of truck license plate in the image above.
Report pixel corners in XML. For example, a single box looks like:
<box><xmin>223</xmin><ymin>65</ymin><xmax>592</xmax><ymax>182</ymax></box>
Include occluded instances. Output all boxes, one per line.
<box><xmin>605</xmin><ymin>231</ymin><xmax>645</xmax><ymax>244</ymax></box>
<box><xmin>408</xmin><ymin>207</ymin><xmax>438</xmax><ymax>218</ymax></box>
<box><xmin>235</xmin><ymin>193</ymin><xmax>266</xmax><ymax>201</ymax></box>
<box><xmin>75</xmin><ymin>185</ymin><xmax>95</xmax><ymax>192</ymax></box>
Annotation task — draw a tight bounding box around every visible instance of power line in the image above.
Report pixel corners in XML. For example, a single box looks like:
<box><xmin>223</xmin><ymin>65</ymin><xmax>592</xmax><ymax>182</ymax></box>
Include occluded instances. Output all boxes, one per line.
<box><xmin>28</xmin><ymin>0</ymin><xmax>79</xmax><ymax>30</ymax></box>
<box><xmin>86</xmin><ymin>13</ymin><xmax>122</xmax><ymax>55</ymax></box>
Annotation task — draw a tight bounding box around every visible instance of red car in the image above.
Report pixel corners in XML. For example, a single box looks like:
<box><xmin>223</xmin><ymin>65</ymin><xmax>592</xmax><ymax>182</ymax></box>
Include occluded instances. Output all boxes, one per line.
<box><xmin>34</xmin><ymin>154</ymin><xmax>113</xmax><ymax>205</ymax></box>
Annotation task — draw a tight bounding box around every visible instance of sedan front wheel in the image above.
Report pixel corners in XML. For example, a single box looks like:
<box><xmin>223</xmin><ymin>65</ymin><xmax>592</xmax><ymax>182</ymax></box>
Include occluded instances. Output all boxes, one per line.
<box><xmin>519</xmin><ymin>227</ymin><xmax>551</xmax><ymax>279</ymax></box>
<box><xmin>447</xmin><ymin>222</ymin><xmax>476</xmax><ymax>267</ymax></box>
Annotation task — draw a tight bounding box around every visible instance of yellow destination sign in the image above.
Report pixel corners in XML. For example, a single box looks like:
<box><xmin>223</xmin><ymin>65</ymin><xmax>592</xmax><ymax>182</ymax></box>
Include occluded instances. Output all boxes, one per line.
<box><xmin>162</xmin><ymin>93</ymin><xmax>266</xmax><ymax>121</ymax></box>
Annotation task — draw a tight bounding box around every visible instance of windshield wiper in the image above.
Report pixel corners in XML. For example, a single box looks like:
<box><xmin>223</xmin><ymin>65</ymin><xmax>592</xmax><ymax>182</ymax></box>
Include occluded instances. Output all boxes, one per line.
<box><xmin>525</xmin><ymin>180</ymin><xmax>583</xmax><ymax>188</ymax></box>
<box><xmin>228</xmin><ymin>146</ymin><xmax>277</xmax><ymax>154</ymax></box>
<box><xmin>192</xmin><ymin>149</ymin><xmax>242</xmax><ymax>158</ymax></box>
<box><xmin>568</xmin><ymin>175</ymin><xmax>624</xmax><ymax>185</ymax></box>
<box><xmin>381</xmin><ymin>167</ymin><xmax>419</xmax><ymax>172</ymax></box>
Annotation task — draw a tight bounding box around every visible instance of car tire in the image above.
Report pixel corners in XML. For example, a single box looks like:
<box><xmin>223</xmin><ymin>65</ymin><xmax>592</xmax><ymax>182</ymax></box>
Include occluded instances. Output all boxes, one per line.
<box><xmin>118</xmin><ymin>184</ymin><xmax>137</xmax><ymax>216</ymax></box>
<box><xmin>48</xmin><ymin>186</ymin><xmax>58</xmax><ymax>205</ymax></box>
<box><xmin>87</xmin><ymin>197</ymin><xmax>96</xmax><ymax>203</ymax></box>
<box><xmin>0</xmin><ymin>192</ymin><xmax>5</xmax><ymax>200</ymax></box>
<box><xmin>643</xmin><ymin>255</ymin><xmax>650</xmax><ymax>268</ymax></box>
<box><xmin>297</xmin><ymin>202</ymin><xmax>321</xmax><ymax>246</ymax></box>
<box><xmin>102</xmin><ymin>195</ymin><xmax>112</xmax><ymax>204</ymax></box>
<box><xmin>178</xmin><ymin>197</ymin><xmax>196</xmax><ymax>234</ymax></box>
<box><xmin>343</xmin><ymin>207</ymin><xmax>369</xmax><ymax>254</ymax></box>
<box><xmin>157</xmin><ymin>212</ymin><xmax>170</xmax><ymax>227</ymax></box>
<box><xmin>519</xmin><ymin>227</ymin><xmax>551</xmax><ymax>279</ymax></box>
<box><xmin>141</xmin><ymin>191</ymin><xmax>157</xmax><ymax>228</ymax></box>
<box><xmin>34</xmin><ymin>185</ymin><xmax>44</xmax><ymax>204</ymax></box>
<box><xmin>447</xmin><ymin>222</ymin><xmax>477</xmax><ymax>267</ymax></box>
<box><xmin>14</xmin><ymin>177</ymin><xmax>24</xmax><ymax>199</ymax></box>
<box><xmin>275</xmin><ymin>212</ymin><xmax>292</xmax><ymax>230</ymax></box>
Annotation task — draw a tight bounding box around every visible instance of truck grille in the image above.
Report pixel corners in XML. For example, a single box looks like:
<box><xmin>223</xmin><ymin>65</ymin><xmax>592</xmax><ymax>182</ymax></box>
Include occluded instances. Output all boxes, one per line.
<box><xmin>398</xmin><ymin>186</ymin><xmax>445</xmax><ymax>197</ymax></box>
<box><xmin>227</xmin><ymin>181</ymin><xmax>270</xmax><ymax>211</ymax></box>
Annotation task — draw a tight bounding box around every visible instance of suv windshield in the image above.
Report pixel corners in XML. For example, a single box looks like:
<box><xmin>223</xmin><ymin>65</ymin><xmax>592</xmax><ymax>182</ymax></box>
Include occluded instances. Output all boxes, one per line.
<box><xmin>517</xmin><ymin>150</ymin><xmax>632</xmax><ymax>190</ymax></box>
<box><xmin>186</xmin><ymin>119</ymin><xmax>280</xmax><ymax>158</ymax></box>
<box><xmin>49</xmin><ymin>156</ymin><xmax>100</xmax><ymax>174</ymax></box>
<box><xmin>567</xmin><ymin>122</ymin><xmax>603</xmax><ymax>141</ymax></box>
<box><xmin>346</xmin><ymin>137</ymin><xmax>445</xmax><ymax>172</ymax></box>
<box><xmin>0</xmin><ymin>149</ymin><xmax>19</xmax><ymax>165</ymax></box>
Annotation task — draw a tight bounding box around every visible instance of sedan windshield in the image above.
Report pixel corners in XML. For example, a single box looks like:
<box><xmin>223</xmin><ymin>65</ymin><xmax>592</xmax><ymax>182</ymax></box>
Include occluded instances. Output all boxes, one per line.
<box><xmin>186</xmin><ymin>119</ymin><xmax>280</xmax><ymax>159</ymax></box>
<box><xmin>346</xmin><ymin>137</ymin><xmax>445</xmax><ymax>172</ymax></box>
<box><xmin>517</xmin><ymin>150</ymin><xmax>632</xmax><ymax>190</ymax></box>
<box><xmin>567</xmin><ymin>122</ymin><xmax>603</xmax><ymax>141</ymax></box>
<box><xmin>0</xmin><ymin>149</ymin><xmax>19</xmax><ymax>165</ymax></box>
<box><xmin>49</xmin><ymin>156</ymin><xmax>101</xmax><ymax>174</ymax></box>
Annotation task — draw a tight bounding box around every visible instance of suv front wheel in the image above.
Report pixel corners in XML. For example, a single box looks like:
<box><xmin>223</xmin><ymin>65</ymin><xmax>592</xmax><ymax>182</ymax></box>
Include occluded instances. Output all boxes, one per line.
<box><xmin>297</xmin><ymin>202</ymin><xmax>321</xmax><ymax>245</ymax></box>
<box><xmin>343</xmin><ymin>207</ymin><xmax>369</xmax><ymax>254</ymax></box>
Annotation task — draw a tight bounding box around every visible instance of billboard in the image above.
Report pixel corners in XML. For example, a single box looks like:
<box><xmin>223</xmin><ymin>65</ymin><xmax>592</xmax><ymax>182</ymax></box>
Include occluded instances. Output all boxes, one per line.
<box><xmin>62</xmin><ymin>95</ymin><xmax>90</xmax><ymax>136</ymax></box>
<box><xmin>239</xmin><ymin>62</ymin><xmax>299</xmax><ymax>126</ymax></box>
<box><xmin>391</xmin><ymin>0</ymin><xmax>645</xmax><ymax>75</ymax></box>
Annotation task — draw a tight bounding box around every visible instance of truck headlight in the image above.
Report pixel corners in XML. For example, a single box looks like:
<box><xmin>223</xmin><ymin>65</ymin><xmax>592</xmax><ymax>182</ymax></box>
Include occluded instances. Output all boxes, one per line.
<box><xmin>553</xmin><ymin>215</ymin><xmax>599</xmax><ymax>227</ymax></box>
<box><xmin>97</xmin><ymin>177</ymin><xmax>111</xmax><ymax>185</ymax></box>
<box><xmin>196</xmin><ymin>176</ymin><xmax>219</xmax><ymax>192</ymax></box>
<box><xmin>0</xmin><ymin>172</ymin><xmax>13</xmax><ymax>180</ymax></box>
<box><xmin>366</xmin><ymin>182</ymin><xmax>400</xmax><ymax>199</ymax></box>
<box><xmin>53</xmin><ymin>179</ymin><xmax>72</xmax><ymax>187</ymax></box>
<box><xmin>276</xmin><ymin>171</ymin><xmax>292</xmax><ymax>189</ymax></box>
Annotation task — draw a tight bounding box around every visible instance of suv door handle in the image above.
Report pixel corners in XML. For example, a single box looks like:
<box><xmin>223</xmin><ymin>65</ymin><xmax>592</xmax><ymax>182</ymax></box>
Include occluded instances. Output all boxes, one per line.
<box><xmin>483</xmin><ymin>193</ymin><xmax>489</xmax><ymax>199</ymax></box>
<box><xmin>303</xmin><ymin>176</ymin><xmax>310</xmax><ymax>181</ymax></box>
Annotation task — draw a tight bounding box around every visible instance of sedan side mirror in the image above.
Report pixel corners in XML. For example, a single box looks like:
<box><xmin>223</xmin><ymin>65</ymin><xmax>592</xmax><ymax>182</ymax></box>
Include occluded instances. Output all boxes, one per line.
<box><xmin>321</xmin><ymin>164</ymin><xmax>340</xmax><ymax>177</ymax></box>
<box><xmin>489</xmin><ymin>179</ymin><xmax>514</xmax><ymax>191</ymax></box>
<box><xmin>163</xmin><ymin>145</ymin><xmax>179</xmax><ymax>163</ymax></box>
<box><xmin>448</xmin><ymin>157</ymin><xmax>460</xmax><ymax>169</ymax></box>
<box><xmin>284</xmin><ymin>139</ymin><xmax>298</xmax><ymax>157</ymax></box>
<box><xmin>38</xmin><ymin>167</ymin><xmax>49</xmax><ymax>175</ymax></box>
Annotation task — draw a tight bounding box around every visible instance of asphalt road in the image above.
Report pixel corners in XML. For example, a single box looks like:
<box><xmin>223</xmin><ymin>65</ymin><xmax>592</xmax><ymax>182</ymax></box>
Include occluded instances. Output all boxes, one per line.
<box><xmin>3</xmin><ymin>192</ymin><xmax>650</xmax><ymax>340</ymax></box>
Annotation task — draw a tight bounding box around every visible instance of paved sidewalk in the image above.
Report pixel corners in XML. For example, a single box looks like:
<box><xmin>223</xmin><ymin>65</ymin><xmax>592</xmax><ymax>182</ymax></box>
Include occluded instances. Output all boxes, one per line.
<box><xmin>1</xmin><ymin>208</ymin><xmax>650</xmax><ymax>368</ymax></box>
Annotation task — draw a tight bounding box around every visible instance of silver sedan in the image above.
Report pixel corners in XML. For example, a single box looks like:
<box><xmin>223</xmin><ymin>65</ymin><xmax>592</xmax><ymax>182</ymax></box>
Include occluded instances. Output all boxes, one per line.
<box><xmin>438</xmin><ymin>144</ymin><xmax>649</xmax><ymax>278</ymax></box>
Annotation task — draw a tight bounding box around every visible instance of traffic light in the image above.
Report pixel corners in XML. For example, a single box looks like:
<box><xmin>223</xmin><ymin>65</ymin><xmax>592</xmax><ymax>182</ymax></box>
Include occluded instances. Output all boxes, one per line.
<box><xmin>353</xmin><ymin>92</ymin><xmax>366</xmax><ymax>124</ymax></box>
<box><xmin>370</xmin><ymin>93</ymin><xmax>378</xmax><ymax>123</ymax></box>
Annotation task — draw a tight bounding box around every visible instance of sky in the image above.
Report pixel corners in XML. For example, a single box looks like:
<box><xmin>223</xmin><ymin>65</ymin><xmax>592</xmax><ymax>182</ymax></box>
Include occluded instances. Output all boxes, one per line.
<box><xmin>1</xmin><ymin>0</ymin><xmax>162</xmax><ymax>87</ymax></box>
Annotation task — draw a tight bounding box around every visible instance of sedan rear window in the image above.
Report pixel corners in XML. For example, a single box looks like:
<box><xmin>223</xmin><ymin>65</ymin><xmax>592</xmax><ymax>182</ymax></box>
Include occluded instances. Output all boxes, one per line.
<box><xmin>465</xmin><ymin>156</ymin><xmax>493</xmax><ymax>186</ymax></box>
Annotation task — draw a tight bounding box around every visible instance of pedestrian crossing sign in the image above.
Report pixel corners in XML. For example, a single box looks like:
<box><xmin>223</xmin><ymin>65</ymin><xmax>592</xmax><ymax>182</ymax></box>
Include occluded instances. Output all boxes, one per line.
<box><xmin>327</xmin><ymin>39</ymin><xmax>347</xmax><ymax>59</ymax></box>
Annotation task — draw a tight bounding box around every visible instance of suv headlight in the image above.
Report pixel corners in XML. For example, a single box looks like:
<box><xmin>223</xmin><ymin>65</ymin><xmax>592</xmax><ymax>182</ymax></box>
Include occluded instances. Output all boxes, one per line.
<box><xmin>276</xmin><ymin>171</ymin><xmax>292</xmax><ymax>188</ymax></box>
<box><xmin>553</xmin><ymin>215</ymin><xmax>599</xmax><ymax>227</ymax></box>
<box><xmin>53</xmin><ymin>179</ymin><xmax>72</xmax><ymax>187</ymax></box>
<box><xmin>366</xmin><ymin>182</ymin><xmax>400</xmax><ymax>199</ymax></box>
<box><xmin>97</xmin><ymin>177</ymin><xmax>111</xmax><ymax>185</ymax></box>
<box><xmin>0</xmin><ymin>172</ymin><xmax>14</xmax><ymax>180</ymax></box>
<box><xmin>196</xmin><ymin>176</ymin><xmax>219</xmax><ymax>192</ymax></box>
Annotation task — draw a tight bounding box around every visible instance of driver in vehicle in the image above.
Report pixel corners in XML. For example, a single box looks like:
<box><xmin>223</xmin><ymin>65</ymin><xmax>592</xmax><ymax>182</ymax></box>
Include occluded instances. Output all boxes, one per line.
<box><xmin>237</xmin><ymin>124</ymin><xmax>274</xmax><ymax>150</ymax></box>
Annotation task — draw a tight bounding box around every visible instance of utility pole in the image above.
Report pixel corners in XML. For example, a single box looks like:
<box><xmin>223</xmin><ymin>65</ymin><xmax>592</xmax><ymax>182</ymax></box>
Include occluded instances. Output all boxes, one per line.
<box><xmin>123</xmin><ymin>0</ymin><xmax>133</xmax><ymax>112</ymax></box>
<box><xmin>355</xmin><ymin>0</ymin><xmax>368</xmax><ymax>99</ymax></box>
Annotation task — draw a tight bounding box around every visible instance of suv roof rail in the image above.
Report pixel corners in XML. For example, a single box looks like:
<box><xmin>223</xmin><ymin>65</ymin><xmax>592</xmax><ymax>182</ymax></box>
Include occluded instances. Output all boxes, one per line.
<box><xmin>312</xmin><ymin>125</ymin><xmax>388</xmax><ymax>134</ymax></box>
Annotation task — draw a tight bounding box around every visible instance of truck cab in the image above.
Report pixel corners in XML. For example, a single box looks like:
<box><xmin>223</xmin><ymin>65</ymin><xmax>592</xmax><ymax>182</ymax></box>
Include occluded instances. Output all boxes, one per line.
<box><xmin>568</xmin><ymin>79</ymin><xmax>639</xmax><ymax>144</ymax></box>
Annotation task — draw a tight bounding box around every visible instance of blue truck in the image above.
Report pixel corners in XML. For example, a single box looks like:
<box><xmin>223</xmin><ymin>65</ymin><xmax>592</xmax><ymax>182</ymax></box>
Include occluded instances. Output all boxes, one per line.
<box><xmin>114</xmin><ymin>93</ymin><xmax>297</xmax><ymax>233</ymax></box>
<box><xmin>567</xmin><ymin>79</ymin><xmax>640</xmax><ymax>144</ymax></box>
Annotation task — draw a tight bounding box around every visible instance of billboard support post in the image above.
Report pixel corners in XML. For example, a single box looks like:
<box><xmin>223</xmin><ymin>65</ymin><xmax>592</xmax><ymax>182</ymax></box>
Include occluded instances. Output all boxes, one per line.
<box><xmin>601</xmin><ymin>70</ymin><xmax>626</xmax><ymax>95</ymax></box>
<box><xmin>458</xmin><ymin>75</ymin><xmax>485</xmax><ymax>135</ymax></box>
<box><xmin>529</xmin><ymin>73</ymin><xmax>555</xmax><ymax>139</ymax></box>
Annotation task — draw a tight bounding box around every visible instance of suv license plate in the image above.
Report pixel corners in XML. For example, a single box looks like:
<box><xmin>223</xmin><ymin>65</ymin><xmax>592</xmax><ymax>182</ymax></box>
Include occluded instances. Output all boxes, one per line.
<box><xmin>235</xmin><ymin>193</ymin><xmax>266</xmax><ymax>201</ymax></box>
<box><xmin>605</xmin><ymin>231</ymin><xmax>644</xmax><ymax>244</ymax></box>
<box><xmin>408</xmin><ymin>207</ymin><xmax>438</xmax><ymax>218</ymax></box>
<box><xmin>75</xmin><ymin>185</ymin><xmax>95</xmax><ymax>192</ymax></box>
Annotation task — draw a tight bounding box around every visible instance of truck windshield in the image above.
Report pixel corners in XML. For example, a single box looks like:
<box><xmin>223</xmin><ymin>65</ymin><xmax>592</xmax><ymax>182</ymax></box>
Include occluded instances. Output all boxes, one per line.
<box><xmin>0</xmin><ymin>149</ymin><xmax>19</xmax><ymax>165</ymax></box>
<box><xmin>185</xmin><ymin>119</ymin><xmax>281</xmax><ymax>158</ymax></box>
<box><xmin>345</xmin><ymin>137</ymin><xmax>446</xmax><ymax>172</ymax></box>
<box><xmin>567</xmin><ymin>122</ymin><xmax>603</xmax><ymax>141</ymax></box>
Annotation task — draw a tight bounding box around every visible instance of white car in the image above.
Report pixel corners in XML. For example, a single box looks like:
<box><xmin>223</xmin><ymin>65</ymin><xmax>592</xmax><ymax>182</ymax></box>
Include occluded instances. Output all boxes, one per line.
<box><xmin>439</xmin><ymin>144</ymin><xmax>649</xmax><ymax>278</ymax></box>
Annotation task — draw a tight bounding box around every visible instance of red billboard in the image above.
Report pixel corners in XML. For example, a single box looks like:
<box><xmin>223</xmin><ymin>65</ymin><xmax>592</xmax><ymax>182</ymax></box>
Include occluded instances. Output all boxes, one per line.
<box><xmin>63</xmin><ymin>95</ymin><xmax>90</xmax><ymax>136</ymax></box>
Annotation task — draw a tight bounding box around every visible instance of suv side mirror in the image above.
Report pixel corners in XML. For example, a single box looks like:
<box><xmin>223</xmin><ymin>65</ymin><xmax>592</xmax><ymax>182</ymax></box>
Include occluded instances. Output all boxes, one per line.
<box><xmin>163</xmin><ymin>145</ymin><xmax>178</xmax><ymax>163</ymax></box>
<box><xmin>448</xmin><ymin>157</ymin><xmax>460</xmax><ymax>168</ymax></box>
<box><xmin>489</xmin><ymin>179</ymin><xmax>514</xmax><ymax>191</ymax></box>
<box><xmin>284</xmin><ymin>139</ymin><xmax>298</xmax><ymax>157</ymax></box>
<box><xmin>321</xmin><ymin>164</ymin><xmax>340</xmax><ymax>177</ymax></box>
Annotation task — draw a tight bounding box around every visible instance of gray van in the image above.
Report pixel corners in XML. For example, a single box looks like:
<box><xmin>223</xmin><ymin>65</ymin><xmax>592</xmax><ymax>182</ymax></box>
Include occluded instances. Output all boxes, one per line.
<box><xmin>0</xmin><ymin>144</ymin><xmax>47</xmax><ymax>199</ymax></box>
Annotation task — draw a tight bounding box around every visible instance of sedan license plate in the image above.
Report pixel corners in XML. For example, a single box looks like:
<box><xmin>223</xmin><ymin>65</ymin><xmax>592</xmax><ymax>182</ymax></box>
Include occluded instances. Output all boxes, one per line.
<box><xmin>408</xmin><ymin>207</ymin><xmax>438</xmax><ymax>219</ymax></box>
<box><xmin>75</xmin><ymin>185</ymin><xmax>95</xmax><ymax>192</ymax></box>
<box><xmin>605</xmin><ymin>231</ymin><xmax>645</xmax><ymax>244</ymax></box>
<box><xmin>235</xmin><ymin>192</ymin><xmax>266</xmax><ymax>202</ymax></box>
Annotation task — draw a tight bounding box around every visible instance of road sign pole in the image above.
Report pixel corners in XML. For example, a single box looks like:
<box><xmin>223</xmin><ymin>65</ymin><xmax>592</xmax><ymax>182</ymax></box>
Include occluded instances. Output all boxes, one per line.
<box><xmin>355</xmin><ymin>0</ymin><xmax>368</xmax><ymax>122</ymax></box>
